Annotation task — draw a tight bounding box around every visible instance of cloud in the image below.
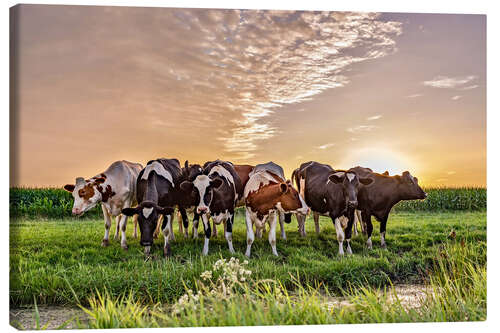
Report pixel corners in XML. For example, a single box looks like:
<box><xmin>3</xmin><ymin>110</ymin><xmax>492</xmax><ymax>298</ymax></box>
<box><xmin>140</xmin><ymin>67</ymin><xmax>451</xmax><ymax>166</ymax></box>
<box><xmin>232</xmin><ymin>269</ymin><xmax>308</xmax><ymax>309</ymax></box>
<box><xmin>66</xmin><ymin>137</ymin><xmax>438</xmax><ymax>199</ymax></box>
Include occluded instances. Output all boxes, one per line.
<box><xmin>406</xmin><ymin>93</ymin><xmax>423</xmax><ymax>98</ymax></box>
<box><xmin>422</xmin><ymin>75</ymin><xmax>477</xmax><ymax>89</ymax></box>
<box><xmin>460</xmin><ymin>85</ymin><xmax>479</xmax><ymax>90</ymax></box>
<box><xmin>435</xmin><ymin>178</ymin><xmax>448</xmax><ymax>182</ymax></box>
<box><xmin>451</xmin><ymin>95</ymin><xmax>462</xmax><ymax>101</ymax></box>
<box><xmin>367</xmin><ymin>115</ymin><xmax>382</xmax><ymax>121</ymax></box>
<box><xmin>447</xmin><ymin>171</ymin><xmax>456</xmax><ymax>175</ymax></box>
<box><xmin>316</xmin><ymin>143</ymin><xmax>335</xmax><ymax>150</ymax></box>
<box><xmin>17</xmin><ymin>7</ymin><xmax>403</xmax><ymax>161</ymax></box>
<box><xmin>347</xmin><ymin>125</ymin><xmax>377</xmax><ymax>133</ymax></box>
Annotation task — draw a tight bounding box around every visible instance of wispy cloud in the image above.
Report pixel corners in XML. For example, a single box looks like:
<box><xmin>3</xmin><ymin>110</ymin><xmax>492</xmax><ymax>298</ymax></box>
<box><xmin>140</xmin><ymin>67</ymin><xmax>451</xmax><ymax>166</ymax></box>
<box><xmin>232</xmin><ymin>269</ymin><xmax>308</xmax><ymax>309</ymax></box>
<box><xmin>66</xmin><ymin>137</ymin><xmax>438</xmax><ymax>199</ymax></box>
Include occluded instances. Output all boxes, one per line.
<box><xmin>347</xmin><ymin>125</ymin><xmax>377</xmax><ymax>133</ymax></box>
<box><xmin>447</xmin><ymin>171</ymin><xmax>456</xmax><ymax>175</ymax></box>
<box><xmin>451</xmin><ymin>95</ymin><xmax>462</xmax><ymax>101</ymax></box>
<box><xmin>367</xmin><ymin>115</ymin><xmax>382</xmax><ymax>121</ymax></box>
<box><xmin>316</xmin><ymin>143</ymin><xmax>335</xmax><ymax>150</ymax></box>
<box><xmin>460</xmin><ymin>85</ymin><xmax>479</xmax><ymax>90</ymax></box>
<box><xmin>406</xmin><ymin>93</ymin><xmax>423</xmax><ymax>98</ymax></box>
<box><xmin>422</xmin><ymin>75</ymin><xmax>477</xmax><ymax>89</ymax></box>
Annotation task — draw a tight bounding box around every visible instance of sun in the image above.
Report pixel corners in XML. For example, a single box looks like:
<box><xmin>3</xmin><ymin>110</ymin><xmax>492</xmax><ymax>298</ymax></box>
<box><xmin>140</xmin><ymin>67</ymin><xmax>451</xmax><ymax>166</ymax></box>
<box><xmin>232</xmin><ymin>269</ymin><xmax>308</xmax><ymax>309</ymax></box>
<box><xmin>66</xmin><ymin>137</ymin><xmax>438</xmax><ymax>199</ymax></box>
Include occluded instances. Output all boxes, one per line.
<box><xmin>341</xmin><ymin>147</ymin><xmax>415</xmax><ymax>176</ymax></box>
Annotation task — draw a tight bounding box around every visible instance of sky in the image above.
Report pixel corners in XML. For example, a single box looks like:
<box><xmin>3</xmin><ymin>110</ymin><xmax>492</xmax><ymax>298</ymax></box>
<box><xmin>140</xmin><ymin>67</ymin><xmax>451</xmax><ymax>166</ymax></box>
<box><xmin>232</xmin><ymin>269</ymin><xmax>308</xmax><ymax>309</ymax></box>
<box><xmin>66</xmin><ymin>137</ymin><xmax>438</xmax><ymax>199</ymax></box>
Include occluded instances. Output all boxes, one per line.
<box><xmin>10</xmin><ymin>5</ymin><xmax>486</xmax><ymax>187</ymax></box>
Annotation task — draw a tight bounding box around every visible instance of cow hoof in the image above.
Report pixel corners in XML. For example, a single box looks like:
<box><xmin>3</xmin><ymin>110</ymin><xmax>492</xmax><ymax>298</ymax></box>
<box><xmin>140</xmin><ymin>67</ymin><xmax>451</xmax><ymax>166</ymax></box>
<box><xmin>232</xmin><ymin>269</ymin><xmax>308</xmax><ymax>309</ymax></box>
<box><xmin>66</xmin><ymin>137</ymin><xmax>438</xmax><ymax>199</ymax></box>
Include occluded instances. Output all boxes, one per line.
<box><xmin>163</xmin><ymin>245</ymin><xmax>171</xmax><ymax>257</ymax></box>
<box><xmin>101</xmin><ymin>239</ymin><xmax>109</xmax><ymax>247</ymax></box>
<box><xmin>381</xmin><ymin>243</ymin><xmax>387</xmax><ymax>249</ymax></box>
<box><xmin>245</xmin><ymin>252</ymin><xmax>251</xmax><ymax>258</ymax></box>
<box><xmin>121</xmin><ymin>244</ymin><xmax>129</xmax><ymax>251</ymax></box>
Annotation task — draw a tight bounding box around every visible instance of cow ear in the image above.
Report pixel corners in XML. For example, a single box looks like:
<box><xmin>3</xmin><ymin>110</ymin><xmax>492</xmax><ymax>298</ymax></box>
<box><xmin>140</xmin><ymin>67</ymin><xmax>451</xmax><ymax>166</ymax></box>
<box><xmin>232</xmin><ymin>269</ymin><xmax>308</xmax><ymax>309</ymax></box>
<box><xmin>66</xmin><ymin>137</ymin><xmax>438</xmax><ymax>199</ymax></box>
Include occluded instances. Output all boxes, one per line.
<box><xmin>122</xmin><ymin>207</ymin><xmax>138</xmax><ymax>216</ymax></box>
<box><xmin>180</xmin><ymin>181</ymin><xmax>194</xmax><ymax>192</ymax></box>
<box><xmin>93</xmin><ymin>177</ymin><xmax>106</xmax><ymax>184</ymax></box>
<box><xmin>211</xmin><ymin>177</ymin><xmax>223</xmax><ymax>189</ymax></box>
<box><xmin>64</xmin><ymin>184</ymin><xmax>75</xmax><ymax>192</ymax></box>
<box><xmin>279</xmin><ymin>183</ymin><xmax>288</xmax><ymax>193</ymax></box>
<box><xmin>328</xmin><ymin>172</ymin><xmax>345</xmax><ymax>184</ymax></box>
<box><xmin>359</xmin><ymin>177</ymin><xmax>373</xmax><ymax>186</ymax></box>
<box><xmin>383</xmin><ymin>171</ymin><xmax>389</xmax><ymax>176</ymax></box>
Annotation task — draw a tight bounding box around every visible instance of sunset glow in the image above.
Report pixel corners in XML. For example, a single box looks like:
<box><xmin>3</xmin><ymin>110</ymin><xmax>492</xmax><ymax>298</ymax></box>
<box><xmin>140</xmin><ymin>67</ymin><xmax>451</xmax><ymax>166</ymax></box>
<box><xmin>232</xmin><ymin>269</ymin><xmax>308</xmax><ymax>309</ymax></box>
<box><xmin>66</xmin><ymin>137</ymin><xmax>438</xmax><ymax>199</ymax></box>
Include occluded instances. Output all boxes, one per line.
<box><xmin>10</xmin><ymin>5</ymin><xmax>486</xmax><ymax>187</ymax></box>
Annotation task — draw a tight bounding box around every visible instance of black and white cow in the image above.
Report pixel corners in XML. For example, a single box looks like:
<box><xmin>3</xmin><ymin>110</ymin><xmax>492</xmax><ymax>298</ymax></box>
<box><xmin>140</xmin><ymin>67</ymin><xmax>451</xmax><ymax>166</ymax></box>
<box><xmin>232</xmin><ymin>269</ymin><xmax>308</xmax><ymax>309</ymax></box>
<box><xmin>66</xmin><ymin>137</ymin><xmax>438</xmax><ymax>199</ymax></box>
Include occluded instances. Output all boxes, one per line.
<box><xmin>292</xmin><ymin>161</ymin><xmax>373</xmax><ymax>255</ymax></box>
<box><xmin>121</xmin><ymin>158</ymin><xmax>184</xmax><ymax>257</ymax></box>
<box><xmin>178</xmin><ymin>160</ymin><xmax>204</xmax><ymax>238</ymax></box>
<box><xmin>180</xmin><ymin>160</ymin><xmax>242</xmax><ymax>255</ymax></box>
<box><xmin>347</xmin><ymin>168</ymin><xmax>426</xmax><ymax>249</ymax></box>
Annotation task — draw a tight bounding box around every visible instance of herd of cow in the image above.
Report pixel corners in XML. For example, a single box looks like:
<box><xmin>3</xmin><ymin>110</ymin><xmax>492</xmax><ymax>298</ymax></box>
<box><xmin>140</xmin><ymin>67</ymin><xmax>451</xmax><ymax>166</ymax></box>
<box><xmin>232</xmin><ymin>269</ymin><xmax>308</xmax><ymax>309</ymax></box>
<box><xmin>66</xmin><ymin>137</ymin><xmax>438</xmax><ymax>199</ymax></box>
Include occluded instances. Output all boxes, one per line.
<box><xmin>63</xmin><ymin>159</ymin><xmax>427</xmax><ymax>258</ymax></box>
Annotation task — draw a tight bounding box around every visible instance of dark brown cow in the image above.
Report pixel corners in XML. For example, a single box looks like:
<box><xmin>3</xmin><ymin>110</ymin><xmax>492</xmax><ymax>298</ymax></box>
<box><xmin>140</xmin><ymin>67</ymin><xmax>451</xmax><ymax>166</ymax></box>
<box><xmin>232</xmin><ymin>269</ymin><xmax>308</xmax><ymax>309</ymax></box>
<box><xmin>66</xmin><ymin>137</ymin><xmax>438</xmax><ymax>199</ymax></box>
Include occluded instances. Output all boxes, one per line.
<box><xmin>348</xmin><ymin>169</ymin><xmax>427</xmax><ymax>249</ymax></box>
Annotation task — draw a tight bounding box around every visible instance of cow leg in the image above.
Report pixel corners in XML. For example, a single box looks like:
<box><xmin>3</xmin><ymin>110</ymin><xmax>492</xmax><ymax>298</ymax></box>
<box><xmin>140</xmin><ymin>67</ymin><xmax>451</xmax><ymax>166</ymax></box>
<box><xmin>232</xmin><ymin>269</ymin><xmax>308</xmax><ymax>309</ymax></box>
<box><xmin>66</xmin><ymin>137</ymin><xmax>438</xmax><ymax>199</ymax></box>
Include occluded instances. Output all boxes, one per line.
<box><xmin>344</xmin><ymin>210</ymin><xmax>355</xmax><ymax>255</ymax></box>
<box><xmin>212</xmin><ymin>219</ymin><xmax>218</xmax><ymax>238</ymax></box>
<box><xmin>364</xmin><ymin>212</ymin><xmax>373</xmax><ymax>249</ymax></box>
<box><xmin>333</xmin><ymin>217</ymin><xmax>345</xmax><ymax>256</ymax></box>
<box><xmin>114</xmin><ymin>215</ymin><xmax>120</xmax><ymax>240</ymax></box>
<box><xmin>269</xmin><ymin>211</ymin><xmax>279</xmax><ymax>256</ymax></box>
<box><xmin>245</xmin><ymin>209</ymin><xmax>255</xmax><ymax>257</ymax></box>
<box><xmin>255</xmin><ymin>225</ymin><xmax>263</xmax><ymax>238</ymax></box>
<box><xmin>356</xmin><ymin>210</ymin><xmax>366</xmax><ymax>235</ymax></box>
<box><xmin>133</xmin><ymin>214</ymin><xmax>138</xmax><ymax>239</ymax></box>
<box><xmin>177</xmin><ymin>211</ymin><xmax>183</xmax><ymax>236</ymax></box>
<box><xmin>297</xmin><ymin>213</ymin><xmax>306</xmax><ymax>237</ymax></box>
<box><xmin>153</xmin><ymin>215</ymin><xmax>163</xmax><ymax>239</ymax></box>
<box><xmin>101</xmin><ymin>205</ymin><xmax>112</xmax><ymax>247</ymax></box>
<box><xmin>353</xmin><ymin>212</ymin><xmax>359</xmax><ymax>237</ymax></box>
<box><xmin>380</xmin><ymin>215</ymin><xmax>389</xmax><ymax>249</ymax></box>
<box><xmin>118</xmin><ymin>214</ymin><xmax>129</xmax><ymax>250</ymax></box>
<box><xmin>179</xmin><ymin>208</ymin><xmax>189</xmax><ymax>238</ymax></box>
<box><xmin>279</xmin><ymin>211</ymin><xmax>286</xmax><ymax>240</ymax></box>
<box><xmin>168</xmin><ymin>214</ymin><xmax>175</xmax><ymax>241</ymax></box>
<box><xmin>162</xmin><ymin>214</ymin><xmax>173</xmax><ymax>257</ymax></box>
<box><xmin>192</xmin><ymin>213</ymin><xmax>200</xmax><ymax>239</ymax></box>
<box><xmin>225</xmin><ymin>213</ymin><xmax>235</xmax><ymax>254</ymax></box>
<box><xmin>201</xmin><ymin>214</ymin><xmax>211</xmax><ymax>256</ymax></box>
<box><xmin>313</xmin><ymin>212</ymin><xmax>320</xmax><ymax>235</ymax></box>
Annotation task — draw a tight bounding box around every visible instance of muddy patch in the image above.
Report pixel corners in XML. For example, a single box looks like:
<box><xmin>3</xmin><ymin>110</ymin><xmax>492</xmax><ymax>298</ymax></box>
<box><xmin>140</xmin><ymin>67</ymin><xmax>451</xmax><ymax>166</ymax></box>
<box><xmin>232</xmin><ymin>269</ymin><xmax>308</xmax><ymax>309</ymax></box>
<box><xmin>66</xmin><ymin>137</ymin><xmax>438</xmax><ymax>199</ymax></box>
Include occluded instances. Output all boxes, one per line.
<box><xmin>325</xmin><ymin>284</ymin><xmax>430</xmax><ymax>311</ymax></box>
<box><xmin>10</xmin><ymin>306</ymin><xmax>88</xmax><ymax>330</ymax></box>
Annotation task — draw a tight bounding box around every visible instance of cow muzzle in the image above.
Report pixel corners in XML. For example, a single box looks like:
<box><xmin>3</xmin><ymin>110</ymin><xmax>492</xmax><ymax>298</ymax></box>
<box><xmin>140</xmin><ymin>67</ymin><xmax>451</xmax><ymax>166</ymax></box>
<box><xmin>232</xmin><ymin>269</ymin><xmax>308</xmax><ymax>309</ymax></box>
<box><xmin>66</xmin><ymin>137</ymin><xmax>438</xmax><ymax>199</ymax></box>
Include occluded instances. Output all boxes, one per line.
<box><xmin>72</xmin><ymin>208</ymin><xmax>83</xmax><ymax>216</ymax></box>
<box><xmin>348</xmin><ymin>200</ymin><xmax>358</xmax><ymax>208</ymax></box>
<box><xmin>197</xmin><ymin>206</ymin><xmax>209</xmax><ymax>214</ymax></box>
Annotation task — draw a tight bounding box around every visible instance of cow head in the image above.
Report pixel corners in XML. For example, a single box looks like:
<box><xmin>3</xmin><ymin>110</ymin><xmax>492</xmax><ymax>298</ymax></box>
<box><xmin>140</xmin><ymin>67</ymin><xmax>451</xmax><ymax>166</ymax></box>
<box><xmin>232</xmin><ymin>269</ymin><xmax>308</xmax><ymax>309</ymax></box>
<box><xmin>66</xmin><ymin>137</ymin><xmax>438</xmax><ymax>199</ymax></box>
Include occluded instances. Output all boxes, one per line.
<box><xmin>328</xmin><ymin>171</ymin><xmax>373</xmax><ymax>209</ymax></box>
<box><xmin>275</xmin><ymin>180</ymin><xmax>309</xmax><ymax>215</ymax></box>
<box><xmin>122</xmin><ymin>202</ymin><xmax>173</xmax><ymax>253</ymax></box>
<box><xmin>64</xmin><ymin>176</ymin><xmax>109</xmax><ymax>216</ymax></box>
<box><xmin>397</xmin><ymin>171</ymin><xmax>427</xmax><ymax>200</ymax></box>
<box><xmin>180</xmin><ymin>174</ymin><xmax>223</xmax><ymax>215</ymax></box>
<box><xmin>183</xmin><ymin>160</ymin><xmax>203</xmax><ymax>181</ymax></box>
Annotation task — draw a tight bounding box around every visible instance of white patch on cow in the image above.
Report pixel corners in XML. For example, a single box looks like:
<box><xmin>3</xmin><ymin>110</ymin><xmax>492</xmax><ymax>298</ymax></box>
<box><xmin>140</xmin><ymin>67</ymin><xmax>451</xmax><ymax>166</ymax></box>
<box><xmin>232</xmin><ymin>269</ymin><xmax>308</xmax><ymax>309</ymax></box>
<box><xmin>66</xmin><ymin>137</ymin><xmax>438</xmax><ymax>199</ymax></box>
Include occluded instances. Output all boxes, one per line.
<box><xmin>209</xmin><ymin>165</ymin><xmax>234</xmax><ymax>187</ymax></box>
<box><xmin>212</xmin><ymin>210</ymin><xmax>230</xmax><ymax>224</ymax></box>
<box><xmin>244</xmin><ymin>171</ymin><xmax>279</xmax><ymax>198</ymax></box>
<box><xmin>346</xmin><ymin>173</ymin><xmax>355</xmax><ymax>182</ymax></box>
<box><xmin>142</xmin><ymin>207</ymin><xmax>153</xmax><ymax>218</ymax></box>
<box><xmin>193</xmin><ymin>175</ymin><xmax>211</xmax><ymax>208</ymax></box>
<box><xmin>323</xmin><ymin>198</ymin><xmax>327</xmax><ymax>203</ymax></box>
<box><xmin>141</xmin><ymin>161</ymin><xmax>174</xmax><ymax>186</ymax></box>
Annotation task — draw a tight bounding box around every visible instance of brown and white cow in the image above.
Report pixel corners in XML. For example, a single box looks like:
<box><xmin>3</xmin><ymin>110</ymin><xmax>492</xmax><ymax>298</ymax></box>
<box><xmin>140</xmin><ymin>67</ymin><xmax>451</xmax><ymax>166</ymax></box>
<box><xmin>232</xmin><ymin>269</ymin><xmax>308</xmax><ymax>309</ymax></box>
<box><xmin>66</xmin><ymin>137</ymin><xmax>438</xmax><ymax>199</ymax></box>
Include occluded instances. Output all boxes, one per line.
<box><xmin>244</xmin><ymin>162</ymin><xmax>309</xmax><ymax>257</ymax></box>
<box><xmin>64</xmin><ymin>160</ymin><xmax>143</xmax><ymax>250</ymax></box>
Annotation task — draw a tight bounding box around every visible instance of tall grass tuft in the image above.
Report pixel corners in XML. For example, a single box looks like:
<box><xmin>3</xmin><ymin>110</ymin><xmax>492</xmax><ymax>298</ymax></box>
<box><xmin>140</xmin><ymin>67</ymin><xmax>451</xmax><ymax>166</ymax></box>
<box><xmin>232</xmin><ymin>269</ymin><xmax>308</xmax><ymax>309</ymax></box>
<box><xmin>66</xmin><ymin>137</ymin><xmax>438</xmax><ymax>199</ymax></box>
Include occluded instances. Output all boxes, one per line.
<box><xmin>79</xmin><ymin>240</ymin><xmax>486</xmax><ymax>327</ymax></box>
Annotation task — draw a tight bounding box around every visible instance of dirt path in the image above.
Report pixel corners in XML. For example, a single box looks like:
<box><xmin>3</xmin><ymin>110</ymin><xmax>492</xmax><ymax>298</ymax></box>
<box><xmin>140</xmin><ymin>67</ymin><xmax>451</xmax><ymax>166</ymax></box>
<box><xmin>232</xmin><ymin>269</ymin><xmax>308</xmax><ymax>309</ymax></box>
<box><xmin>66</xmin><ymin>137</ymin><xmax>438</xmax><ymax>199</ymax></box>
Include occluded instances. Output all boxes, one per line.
<box><xmin>9</xmin><ymin>306</ymin><xmax>88</xmax><ymax>330</ymax></box>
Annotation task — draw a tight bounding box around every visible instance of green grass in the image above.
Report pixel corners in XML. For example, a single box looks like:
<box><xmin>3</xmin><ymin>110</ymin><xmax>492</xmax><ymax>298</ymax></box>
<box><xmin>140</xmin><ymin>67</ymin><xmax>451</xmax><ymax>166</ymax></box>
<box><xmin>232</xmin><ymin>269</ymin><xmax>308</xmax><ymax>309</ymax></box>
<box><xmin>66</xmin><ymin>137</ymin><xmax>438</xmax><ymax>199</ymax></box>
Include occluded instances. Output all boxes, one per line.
<box><xmin>10</xmin><ymin>211</ymin><xmax>486</xmax><ymax>309</ymax></box>
<box><xmin>77</xmin><ymin>240</ymin><xmax>486</xmax><ymax>327</ymax></box>
<box><xmin>9</xmin><ymin>187</ymin><xmax>486</xmax><ymax>220</ymax></box>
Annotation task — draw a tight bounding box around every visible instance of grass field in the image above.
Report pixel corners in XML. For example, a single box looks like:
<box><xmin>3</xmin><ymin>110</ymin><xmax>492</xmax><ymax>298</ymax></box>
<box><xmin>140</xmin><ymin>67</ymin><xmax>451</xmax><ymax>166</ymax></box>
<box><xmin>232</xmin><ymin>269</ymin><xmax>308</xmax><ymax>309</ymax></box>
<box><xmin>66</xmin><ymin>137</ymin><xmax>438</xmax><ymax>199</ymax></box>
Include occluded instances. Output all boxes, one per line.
<box><xmin>9</xmin><ymin>187</ymin><xmax>487</xmax><ymax>328</ymax></box>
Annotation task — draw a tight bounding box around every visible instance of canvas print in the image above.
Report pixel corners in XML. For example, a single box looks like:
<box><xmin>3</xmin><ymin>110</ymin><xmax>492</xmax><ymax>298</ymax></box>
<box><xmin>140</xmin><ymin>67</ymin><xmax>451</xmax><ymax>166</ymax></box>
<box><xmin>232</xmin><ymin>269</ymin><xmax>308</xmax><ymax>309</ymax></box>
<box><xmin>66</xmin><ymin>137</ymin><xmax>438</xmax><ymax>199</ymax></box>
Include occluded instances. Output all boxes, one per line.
<box><xmin>9</xmin><ymin>4</ymin><xmax>486</xmax><ymax>329</ymax></box>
